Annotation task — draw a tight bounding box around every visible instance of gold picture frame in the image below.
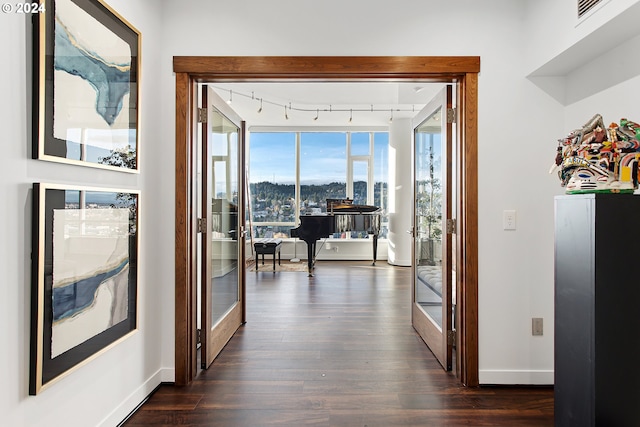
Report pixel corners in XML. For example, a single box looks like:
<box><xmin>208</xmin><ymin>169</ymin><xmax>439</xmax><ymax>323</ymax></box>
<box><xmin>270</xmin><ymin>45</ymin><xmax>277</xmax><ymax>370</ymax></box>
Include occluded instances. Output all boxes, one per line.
<box><xmin>29</xmin><ymin>183</ymin><xmax>139</xmax><ymax>394</ymax></box>
<box><xmin>32</xmin><ymin>0</ymin><xmax>140</xmax><ymax>172</ymax></box>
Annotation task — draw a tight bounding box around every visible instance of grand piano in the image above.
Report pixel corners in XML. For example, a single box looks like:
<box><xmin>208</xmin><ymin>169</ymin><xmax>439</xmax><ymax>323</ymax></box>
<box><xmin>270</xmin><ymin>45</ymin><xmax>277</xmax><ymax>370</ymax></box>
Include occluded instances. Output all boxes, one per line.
<box><xmin>290</xmin><ymin>198</ymin><xmax>381</xmax><ymax>275</ymax></box>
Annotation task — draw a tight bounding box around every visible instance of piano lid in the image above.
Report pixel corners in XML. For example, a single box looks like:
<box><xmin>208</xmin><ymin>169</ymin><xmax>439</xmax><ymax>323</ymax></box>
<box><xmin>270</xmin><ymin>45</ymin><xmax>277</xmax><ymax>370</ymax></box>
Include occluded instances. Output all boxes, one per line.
<box><xmin>326</xmin><ymin>198</ymin><xmax>380</xmax><ymax>214</ymax></box>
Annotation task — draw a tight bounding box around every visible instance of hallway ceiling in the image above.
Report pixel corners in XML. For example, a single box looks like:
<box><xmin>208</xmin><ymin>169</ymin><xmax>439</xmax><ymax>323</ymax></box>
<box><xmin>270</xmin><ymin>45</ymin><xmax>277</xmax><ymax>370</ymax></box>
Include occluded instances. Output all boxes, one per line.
<box><xmin>211</xmin><ymin>82</ymin><xmax>445</xmax><ymax>128</ymax></box>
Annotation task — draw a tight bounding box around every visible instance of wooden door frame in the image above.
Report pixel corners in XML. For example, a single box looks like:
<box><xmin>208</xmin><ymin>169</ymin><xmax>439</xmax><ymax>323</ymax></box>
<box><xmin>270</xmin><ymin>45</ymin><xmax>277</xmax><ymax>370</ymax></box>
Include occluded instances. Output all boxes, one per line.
<box><xmin>174</xmin><ymin>56</ymin><xmax>479</xmax><ymax>386</ymax></box>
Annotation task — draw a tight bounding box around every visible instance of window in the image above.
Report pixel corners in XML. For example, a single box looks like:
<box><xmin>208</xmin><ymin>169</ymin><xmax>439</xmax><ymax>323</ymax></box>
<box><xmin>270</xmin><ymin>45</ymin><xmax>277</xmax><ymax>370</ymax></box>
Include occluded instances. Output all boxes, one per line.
<box><xmin>247</xmin><ymin>133</ymin><xmax>295</xmax><ymax>238</ymax></box>
<box><xmin>249</xmin><ymin>130</ymin><xmax>389</xmax><ymax>239</ymax></box>
<box><xmin>373</xmin><ymin>132</ymin><xmax>389</xmax><ymax>219</ymax></box>
<box><xmin>300</xmin><ymin>132</ymin><xmax>347</xmax><ymax>212</ymax></box>
<box><xmin>350</xmin><ymin>132</ymin><xmax>370</xmax><ymax>156</ymax></box>
<box><xmin>352</xmin><ymin>161</ymin><xmax>368</xmax><ymax>205</ymax></box>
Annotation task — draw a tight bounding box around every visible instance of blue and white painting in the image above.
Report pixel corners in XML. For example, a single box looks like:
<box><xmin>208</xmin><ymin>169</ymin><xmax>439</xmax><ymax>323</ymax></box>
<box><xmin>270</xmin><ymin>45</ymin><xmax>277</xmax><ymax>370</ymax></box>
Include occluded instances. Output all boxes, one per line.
<box><xmin>52</xmin><ymin>0</ymin><xmax>136</xmax><ymax>165</ymax></box>
<box><xmin>51</xmin><ymin>207</ymin><xmax>130</xmax><ymax>357</ymax></box>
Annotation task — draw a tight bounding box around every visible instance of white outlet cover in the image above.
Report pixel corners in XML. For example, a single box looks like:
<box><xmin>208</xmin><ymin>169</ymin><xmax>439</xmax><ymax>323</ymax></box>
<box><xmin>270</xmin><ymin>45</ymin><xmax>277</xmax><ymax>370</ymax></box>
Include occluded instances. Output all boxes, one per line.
<box><xmin>503</xmin><ymin>210</ymin><xmax>516</xmax><ymax>230</ymax></box>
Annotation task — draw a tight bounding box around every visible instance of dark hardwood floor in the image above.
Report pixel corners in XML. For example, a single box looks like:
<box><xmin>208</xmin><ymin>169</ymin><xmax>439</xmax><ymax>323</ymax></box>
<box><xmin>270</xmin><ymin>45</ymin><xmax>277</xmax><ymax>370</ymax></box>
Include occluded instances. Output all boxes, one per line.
<box><xmin>124</xmin><ymin>261</ymin><xmax>553</xmax><ymax>426</ymax></box>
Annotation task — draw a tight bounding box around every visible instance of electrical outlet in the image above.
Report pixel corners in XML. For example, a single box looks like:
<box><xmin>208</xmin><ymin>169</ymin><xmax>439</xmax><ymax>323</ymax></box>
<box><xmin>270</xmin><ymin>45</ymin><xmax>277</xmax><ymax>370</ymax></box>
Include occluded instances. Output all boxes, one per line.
<box><xmin>503</xmin><ymin>210</ymin><xmax>516</xmax><ymax>230</ymax></box>
<box><xmin>532</xmin><ymin>318</ymin><xmax>543</xmax><ymax>336</ymax></box>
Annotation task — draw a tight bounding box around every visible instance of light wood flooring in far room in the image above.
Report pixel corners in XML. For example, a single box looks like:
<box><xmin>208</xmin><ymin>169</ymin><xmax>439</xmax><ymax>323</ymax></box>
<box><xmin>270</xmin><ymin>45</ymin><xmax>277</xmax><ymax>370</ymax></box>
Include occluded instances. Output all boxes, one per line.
<box><xmin>124</xmin><ymin>261</ymin><xmax>553</xmax><ymax>426</ymax></box>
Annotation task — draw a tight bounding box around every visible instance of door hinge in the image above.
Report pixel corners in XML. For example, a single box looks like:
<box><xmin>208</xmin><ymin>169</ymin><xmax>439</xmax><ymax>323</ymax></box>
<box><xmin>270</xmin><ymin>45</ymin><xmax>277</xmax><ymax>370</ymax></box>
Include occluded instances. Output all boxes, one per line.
<box><xmin>198</xmin><ymin>107</ymin><xmax>208</xmax><ymax>123</ymax></box>
<box><xmin>447</xmin><ymin>107</ymin><xmax>456</xmax><ymax>124</ymax></box>
<box><xmin>446</xmin><ymin>218</ymin><xmax>457</xmax><ymax>234</ymax></box>
<box><xmin>447</xmin><ymin>330</ymin><xmax>456</xmax><ymax>345</ymax></box>
<box><xmin>197</xmin><ymin>217</ymin><xmax>207</xmax><ymax>233</ymax></box>
<box><xmin>197</xmin><ymin>328</ymin><xmax>201</xmax><ymax>345</ymax></box>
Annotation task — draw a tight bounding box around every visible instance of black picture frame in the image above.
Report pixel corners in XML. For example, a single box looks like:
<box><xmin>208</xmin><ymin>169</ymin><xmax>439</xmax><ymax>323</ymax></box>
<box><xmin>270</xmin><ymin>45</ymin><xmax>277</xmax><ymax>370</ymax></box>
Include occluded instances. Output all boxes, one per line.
<box><xmin>29</xmin><ymin>183</ymin><xmax>139</xmax><ymax>394</ymax></box>
<box><xmin>32</xmin><ymin>0</ymin><xmax>140</xmax><ymax>172</ymax></box>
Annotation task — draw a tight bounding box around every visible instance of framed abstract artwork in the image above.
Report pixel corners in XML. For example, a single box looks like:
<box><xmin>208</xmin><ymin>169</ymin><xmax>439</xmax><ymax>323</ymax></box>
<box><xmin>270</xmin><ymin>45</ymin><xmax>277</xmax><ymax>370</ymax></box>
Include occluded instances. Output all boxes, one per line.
<box><xmin>32</xmin><ymin>0</ymin><xmax>140</xmax><ymax>172</ymax></box>
<box><xmin>29</xmin><ymin>183</ymin><xmax>139</xmax><ymax>394</ymax></box>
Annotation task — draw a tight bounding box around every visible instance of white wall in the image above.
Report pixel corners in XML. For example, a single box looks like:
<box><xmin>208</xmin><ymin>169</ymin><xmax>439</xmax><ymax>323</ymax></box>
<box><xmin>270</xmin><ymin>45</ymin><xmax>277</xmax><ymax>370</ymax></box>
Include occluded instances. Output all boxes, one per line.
<box><xmin>524</xmin><ymin>0</ymin><xmax>640</xmax><ymax>76</ymax></box>
<box><xmin>388</xmin><ymin>118</ymin><xmax>413</xmax><ymax>266</ymax></box>
<box><xmin>525</xmin><ymin>0</ymin><xmax>640</xmax><ymax>105</ymax></box>
<box><xmin>0</xmin><ymin>2</ymin><xmax>171</xmax><ymax>426</ymax></box>
<box><xmin>3</xmin><ymin>2</ymin><xmax>639</xmax><ymax>426</ymax></box>
<box><xmin>565</xmin><ymin>73</ymin><xmax>640</xmax><ymax>145</ymax></box>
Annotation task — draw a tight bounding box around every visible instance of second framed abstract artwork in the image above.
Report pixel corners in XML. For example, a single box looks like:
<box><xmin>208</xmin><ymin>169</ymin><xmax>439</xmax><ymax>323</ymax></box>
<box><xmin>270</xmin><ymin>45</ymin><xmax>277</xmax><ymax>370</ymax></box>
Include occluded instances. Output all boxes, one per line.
<box><xmin>29</xmin><ymin>183</ymin><xmax>139</xmax><ymax>394</ymax></box>
<box><xmin>32</xmin><ymin>0</ymin><xmax>140</xmax><ymax>171</ymax></box>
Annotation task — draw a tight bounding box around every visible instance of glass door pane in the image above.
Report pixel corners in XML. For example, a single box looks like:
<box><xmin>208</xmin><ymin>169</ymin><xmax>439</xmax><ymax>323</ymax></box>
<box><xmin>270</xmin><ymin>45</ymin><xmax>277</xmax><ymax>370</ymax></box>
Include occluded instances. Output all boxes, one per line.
<box><xmin>415</xmin><ymin>128</ymin><xmax>443</xmax><ymax>321</ymax></box>
<box><xmin>412</xmin><ymin>85</ymin><xmax>453</xmax><ymax>371</ymax></box>
<box><xmin>210</xmin><ymin>145</ymin><xmax>238</xmax><ymax>325</ymax></box>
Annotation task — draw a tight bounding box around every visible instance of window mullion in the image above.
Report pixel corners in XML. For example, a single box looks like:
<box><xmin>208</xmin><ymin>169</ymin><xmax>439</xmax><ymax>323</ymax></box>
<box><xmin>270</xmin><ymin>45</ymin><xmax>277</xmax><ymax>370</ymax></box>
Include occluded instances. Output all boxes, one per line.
<box><xmin>295</xmin><ymin>132</ymin><xmax>300</xmax><ymax>226</ymax></box>
<box><xmin>368</xmin><ymin>132</ymin><xmax>374</xmax><ymax>205</ymax></box>
<box><xmin>347</xmin><ymin>132</ymin><xmax>353</xmax><ymax>199</ymax></box>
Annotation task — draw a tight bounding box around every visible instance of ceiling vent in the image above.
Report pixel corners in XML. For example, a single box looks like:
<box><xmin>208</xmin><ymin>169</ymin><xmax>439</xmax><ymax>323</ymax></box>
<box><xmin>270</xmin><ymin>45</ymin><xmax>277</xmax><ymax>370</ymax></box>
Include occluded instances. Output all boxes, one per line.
<box><xmin>578</xmin><ymin>0</ymin><xmax>602</xmax><ymax>18</ymax></box>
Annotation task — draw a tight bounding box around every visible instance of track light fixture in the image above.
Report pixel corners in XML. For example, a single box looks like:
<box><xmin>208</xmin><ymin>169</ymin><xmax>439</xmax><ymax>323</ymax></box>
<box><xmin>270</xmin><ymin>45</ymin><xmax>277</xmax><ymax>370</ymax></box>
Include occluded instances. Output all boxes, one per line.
<box><xmin>212</xmin><ymin>86</ymin><xmax>422</xmax><ymax>122</ymax></box>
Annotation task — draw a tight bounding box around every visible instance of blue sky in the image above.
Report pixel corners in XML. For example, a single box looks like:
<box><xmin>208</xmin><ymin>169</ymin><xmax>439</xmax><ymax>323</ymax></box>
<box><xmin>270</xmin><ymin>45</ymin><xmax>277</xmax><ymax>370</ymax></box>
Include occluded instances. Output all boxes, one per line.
<box><xmin>249</xmin><ymin>132</ymin><xmax>388</xmax><ymax>184</ymax></box>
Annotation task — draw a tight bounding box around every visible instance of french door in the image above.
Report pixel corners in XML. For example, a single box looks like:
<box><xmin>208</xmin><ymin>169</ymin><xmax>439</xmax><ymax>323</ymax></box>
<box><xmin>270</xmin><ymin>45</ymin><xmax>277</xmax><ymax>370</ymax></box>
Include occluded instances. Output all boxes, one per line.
<box><xmin>411</xmin><ymin>85</ymin><xmax>455</xmax><ymax>371</ymax></box>
<box><xmin>200</xmin><ymin>85</ymin><xmax>246</xmax><ymax>369</ymax></box>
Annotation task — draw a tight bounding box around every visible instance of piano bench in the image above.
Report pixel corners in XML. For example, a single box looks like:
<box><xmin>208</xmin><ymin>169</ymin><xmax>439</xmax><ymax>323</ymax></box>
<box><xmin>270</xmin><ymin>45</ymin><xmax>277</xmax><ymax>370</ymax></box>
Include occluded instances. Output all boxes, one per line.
<box><xmin>253</xmin><ymin>238</ymin><xmax>283</xmax><ymax>271</ymax></box>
